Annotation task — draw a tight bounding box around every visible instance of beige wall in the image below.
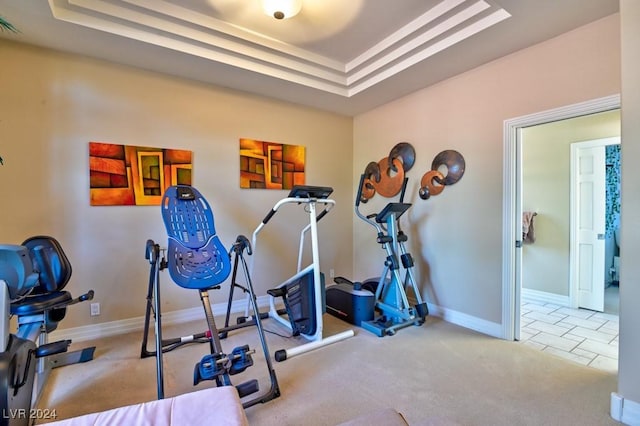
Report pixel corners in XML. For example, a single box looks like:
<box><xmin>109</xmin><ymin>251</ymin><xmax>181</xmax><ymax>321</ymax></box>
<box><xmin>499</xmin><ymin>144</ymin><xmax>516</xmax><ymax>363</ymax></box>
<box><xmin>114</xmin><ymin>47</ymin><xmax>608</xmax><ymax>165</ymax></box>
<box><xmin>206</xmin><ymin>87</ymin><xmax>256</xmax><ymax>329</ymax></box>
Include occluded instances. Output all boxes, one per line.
<box><xmin>0</xmin><ymin>41</ymin><xmax>354</xmax><ymax>329</ymax></box>
<box><xmin>353</xmin><ymin>14</ymin><xmax>620</xmax><ymax>325</ymax></box>
<box><xmin>619</xmin><ymin>0</ymin><xmax>640</xmax><ymax>408</ymax></box>
<box><xmin>2</xmin><ymin>4</ymin><xmax>638</xmax><ymax>419</ymax></box>
<box><xmin>521</xmin><ymin>110</ymin><xmax>620</xmax><ymax>296</ymax></box>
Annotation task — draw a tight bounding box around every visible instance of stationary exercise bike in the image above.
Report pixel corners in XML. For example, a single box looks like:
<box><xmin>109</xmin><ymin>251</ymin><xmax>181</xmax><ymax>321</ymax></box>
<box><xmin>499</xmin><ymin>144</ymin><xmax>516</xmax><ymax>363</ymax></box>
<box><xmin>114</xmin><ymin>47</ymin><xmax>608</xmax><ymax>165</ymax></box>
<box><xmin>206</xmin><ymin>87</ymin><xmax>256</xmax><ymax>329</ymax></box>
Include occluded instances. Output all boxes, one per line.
<box><xmin>328</xmin><ymin>175</ymin><xmax>428</xmax><ymax>336</ymax></box>
<box><xmin>0</xmin><ymin>236</ymin><xmax>95</xmax><ymax>426</ymax></box>
<box><xmin>241</xmin><ymin>185</ymin><xmax>354</xmax><ymax>362</ymax></box>
<box><xmin>141</xmin><ymin>185</ymin><xmax>279</xmax><ymax>408</ymax></box>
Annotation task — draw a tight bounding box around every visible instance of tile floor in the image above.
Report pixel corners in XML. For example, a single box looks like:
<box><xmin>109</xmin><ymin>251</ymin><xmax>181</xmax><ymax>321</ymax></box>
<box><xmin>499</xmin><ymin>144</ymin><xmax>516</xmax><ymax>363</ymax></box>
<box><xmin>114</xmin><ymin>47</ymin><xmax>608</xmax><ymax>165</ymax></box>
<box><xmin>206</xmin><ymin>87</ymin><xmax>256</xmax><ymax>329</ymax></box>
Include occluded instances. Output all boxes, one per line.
<box><xmin>518</xmin><ymin>297</ymin><xmax>619</xmax><ymax>373</ymax></box>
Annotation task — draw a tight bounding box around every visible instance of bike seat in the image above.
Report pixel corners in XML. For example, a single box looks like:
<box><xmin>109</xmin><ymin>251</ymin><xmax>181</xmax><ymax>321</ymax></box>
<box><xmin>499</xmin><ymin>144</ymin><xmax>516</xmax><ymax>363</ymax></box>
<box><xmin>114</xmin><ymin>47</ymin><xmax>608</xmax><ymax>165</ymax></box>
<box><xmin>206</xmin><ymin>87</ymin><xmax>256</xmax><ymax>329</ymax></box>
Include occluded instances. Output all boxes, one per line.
<box><xmin>10</xmin><ymin>291</ymin><xmax>72</xmax><ymax>316</ymax></box>
<box><xmin>9</xmin><ymin>236</ymin><xmax>94</xmax><ymax>322</ymax></box>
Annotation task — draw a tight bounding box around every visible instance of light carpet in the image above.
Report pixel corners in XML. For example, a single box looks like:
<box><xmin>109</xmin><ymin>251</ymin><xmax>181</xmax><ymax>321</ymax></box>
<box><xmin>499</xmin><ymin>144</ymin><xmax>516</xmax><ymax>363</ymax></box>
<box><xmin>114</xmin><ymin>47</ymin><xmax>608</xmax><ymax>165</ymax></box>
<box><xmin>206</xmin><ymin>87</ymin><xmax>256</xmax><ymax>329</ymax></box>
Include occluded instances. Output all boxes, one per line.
<box><xmin>37</xmin><ymin>314</ymin><xmax>618</xmax><ymax>425</ymax></box>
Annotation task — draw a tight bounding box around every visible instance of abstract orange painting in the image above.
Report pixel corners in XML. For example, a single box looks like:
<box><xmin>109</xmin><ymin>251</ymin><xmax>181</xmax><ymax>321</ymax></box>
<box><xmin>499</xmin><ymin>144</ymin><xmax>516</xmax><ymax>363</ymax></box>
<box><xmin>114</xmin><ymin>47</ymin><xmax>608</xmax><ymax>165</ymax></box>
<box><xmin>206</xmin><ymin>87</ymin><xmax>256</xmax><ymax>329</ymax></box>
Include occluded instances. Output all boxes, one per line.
<box><xmin>239</xmin><ymin>139</ymin><xmax>305</xmax><ymax>189</ymax></box>
<box><xmin>89</xmin><ymin>142</ymin><xmax>192</xmax><ymax>206</ymax></box>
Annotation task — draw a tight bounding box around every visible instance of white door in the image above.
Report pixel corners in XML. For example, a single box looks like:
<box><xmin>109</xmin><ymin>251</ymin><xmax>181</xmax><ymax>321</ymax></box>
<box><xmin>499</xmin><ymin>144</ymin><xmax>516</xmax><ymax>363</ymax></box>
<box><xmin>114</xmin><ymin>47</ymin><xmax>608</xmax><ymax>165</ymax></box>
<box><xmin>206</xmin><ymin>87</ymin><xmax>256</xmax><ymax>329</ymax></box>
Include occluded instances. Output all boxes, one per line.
<box><xmin>571</xmin><ymin>140</ymin><xmax>608</xmax><ymax>311</ymax></box>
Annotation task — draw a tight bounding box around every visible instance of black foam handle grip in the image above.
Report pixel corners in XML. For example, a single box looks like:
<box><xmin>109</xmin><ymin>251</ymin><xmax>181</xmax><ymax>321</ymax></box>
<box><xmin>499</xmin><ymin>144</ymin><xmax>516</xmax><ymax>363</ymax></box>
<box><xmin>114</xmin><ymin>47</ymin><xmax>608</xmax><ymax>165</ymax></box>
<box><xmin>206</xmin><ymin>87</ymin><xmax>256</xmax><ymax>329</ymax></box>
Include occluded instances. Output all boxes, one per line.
<box><xmin>262</xmin><ymin>209</ymin><xmax>276</xmax><ymax>224</ymax></box>
<box><xmin>316</xmin><ymin>209</ymin><xmax>328</xmax><ymax>223</ymax></box>
<box><xmin>355</xmin><ymin>174</ymin><xmax>366</xmax><ymax>207</ymax></box>
<box><xmin>79</xmin><ymin>290</ymin><xmax>95</xmax><ymax>302</ymax></box>
<box><xmin>399</xmin><ymin>177</ymin><xmax>409</xmax><ymax>203</ymax></box>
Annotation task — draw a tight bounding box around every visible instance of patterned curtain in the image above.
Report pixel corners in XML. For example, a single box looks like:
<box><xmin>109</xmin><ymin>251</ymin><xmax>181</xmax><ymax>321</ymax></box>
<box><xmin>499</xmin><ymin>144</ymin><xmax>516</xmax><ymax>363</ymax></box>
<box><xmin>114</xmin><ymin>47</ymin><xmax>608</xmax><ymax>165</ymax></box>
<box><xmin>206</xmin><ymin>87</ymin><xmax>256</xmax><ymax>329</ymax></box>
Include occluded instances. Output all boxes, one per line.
<box><xmin>605</xmin><ymin>144</ymin><xmax>621</xmax><ymax>237</ymax></box>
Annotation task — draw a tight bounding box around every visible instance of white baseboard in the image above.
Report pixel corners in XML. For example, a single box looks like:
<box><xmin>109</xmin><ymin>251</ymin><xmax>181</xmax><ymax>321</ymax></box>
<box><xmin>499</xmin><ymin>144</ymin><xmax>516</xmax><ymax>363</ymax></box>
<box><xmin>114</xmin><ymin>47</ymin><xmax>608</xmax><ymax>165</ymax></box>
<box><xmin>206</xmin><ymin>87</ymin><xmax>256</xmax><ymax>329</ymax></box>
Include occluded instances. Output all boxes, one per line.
<box><xmin>50</xmin><ymin>296</ymin><xmax>271</xmax><ymax>343</ymax></box>
<box><xmin>56</xmin><ymin>296</ymin><xmax>502</xmax><ymax>343</ymax></box>
<box><xmin>427</xmin><ymin>302</ymin><xmax>503</xmax><ymax>338</ymax></box>
<box><xmin>521</xmin><ymin>288</ymin><xmax>570</xmax><ymax>307</ymax></box>
<box><xmin>611</xmin><ymin>392</ymin><xmax>640</xmax><ymax>425</ymax></box>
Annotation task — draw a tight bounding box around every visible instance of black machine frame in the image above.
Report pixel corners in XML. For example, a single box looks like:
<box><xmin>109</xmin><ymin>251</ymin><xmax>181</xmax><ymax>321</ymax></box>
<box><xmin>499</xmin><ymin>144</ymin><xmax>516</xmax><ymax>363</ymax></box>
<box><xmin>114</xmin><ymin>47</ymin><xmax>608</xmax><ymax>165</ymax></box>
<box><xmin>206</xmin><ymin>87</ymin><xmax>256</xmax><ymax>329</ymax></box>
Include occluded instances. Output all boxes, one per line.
<box><xmin>140</xmin><ymin>185</ymin><xmax>280</xmax><ymax>409</ymax></box>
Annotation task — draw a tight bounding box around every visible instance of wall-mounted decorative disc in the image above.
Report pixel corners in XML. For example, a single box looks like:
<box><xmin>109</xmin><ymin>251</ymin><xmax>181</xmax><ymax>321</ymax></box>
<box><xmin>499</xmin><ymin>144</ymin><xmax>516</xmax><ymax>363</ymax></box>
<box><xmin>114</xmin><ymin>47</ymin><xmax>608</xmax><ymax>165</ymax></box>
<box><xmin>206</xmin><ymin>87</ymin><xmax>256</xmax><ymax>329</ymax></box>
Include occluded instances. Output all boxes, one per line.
<box><xmin>419</xmin><ymin>170</ymin><xmax>445</xmax><ymax>199</ymax></box>
<box><xmin>376</xmin><ymin>157</ymin><xmax>405</xmax><ymax>197</ymax></box>
<box><xmin>431</xmin><ymin>150</ymin><xmax>465</xmax><ymax>185</ymax></box>
<box><xmin>388</xmin><ymin>142</ymin><xmax>416</xmax><ymax>173</ymax></box>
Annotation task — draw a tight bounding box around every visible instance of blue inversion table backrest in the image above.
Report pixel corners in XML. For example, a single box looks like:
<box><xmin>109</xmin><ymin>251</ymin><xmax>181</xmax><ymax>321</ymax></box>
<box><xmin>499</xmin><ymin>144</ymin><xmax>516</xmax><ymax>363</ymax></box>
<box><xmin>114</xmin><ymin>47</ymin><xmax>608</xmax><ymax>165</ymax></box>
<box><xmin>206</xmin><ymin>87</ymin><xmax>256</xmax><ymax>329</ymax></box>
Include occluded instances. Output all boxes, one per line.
<box><xmin>161</xmin><ymin>185</ymin><xmax>231</xmax><ymax>290</ymax></box>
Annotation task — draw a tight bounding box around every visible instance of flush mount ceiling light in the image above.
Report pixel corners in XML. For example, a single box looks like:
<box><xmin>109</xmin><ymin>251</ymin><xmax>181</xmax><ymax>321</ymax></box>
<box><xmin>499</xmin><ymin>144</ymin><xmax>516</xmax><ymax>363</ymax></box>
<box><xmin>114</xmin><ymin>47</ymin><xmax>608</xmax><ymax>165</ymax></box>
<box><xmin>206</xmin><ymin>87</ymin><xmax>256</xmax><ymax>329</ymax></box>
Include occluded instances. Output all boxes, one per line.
<box><xmin>262</xmin><ymin>0</ymin><xmax>302</xmax><ymax>20</ymax></box>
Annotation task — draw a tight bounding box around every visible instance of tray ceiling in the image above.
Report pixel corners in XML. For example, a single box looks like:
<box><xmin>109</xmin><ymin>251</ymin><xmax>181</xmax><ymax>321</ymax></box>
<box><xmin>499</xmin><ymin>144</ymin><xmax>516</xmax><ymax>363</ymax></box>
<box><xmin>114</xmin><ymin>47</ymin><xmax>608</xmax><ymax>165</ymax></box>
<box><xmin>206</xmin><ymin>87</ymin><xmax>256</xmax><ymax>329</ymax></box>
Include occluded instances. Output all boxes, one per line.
<box><xmin>0</xmin><ymin>0</ymin><xmax>619</xmax><ymax>115</ymax></box>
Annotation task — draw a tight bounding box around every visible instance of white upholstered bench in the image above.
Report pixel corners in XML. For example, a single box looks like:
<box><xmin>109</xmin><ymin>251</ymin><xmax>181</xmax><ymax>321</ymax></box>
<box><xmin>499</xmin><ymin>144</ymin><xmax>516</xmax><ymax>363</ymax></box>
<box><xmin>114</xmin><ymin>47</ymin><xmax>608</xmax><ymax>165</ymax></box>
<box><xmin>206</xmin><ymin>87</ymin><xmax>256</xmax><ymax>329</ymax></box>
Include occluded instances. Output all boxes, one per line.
<box><xmin>45</xmin><ymin>386</ymin><xmax>249</xmax><ymax>426</ymax></box>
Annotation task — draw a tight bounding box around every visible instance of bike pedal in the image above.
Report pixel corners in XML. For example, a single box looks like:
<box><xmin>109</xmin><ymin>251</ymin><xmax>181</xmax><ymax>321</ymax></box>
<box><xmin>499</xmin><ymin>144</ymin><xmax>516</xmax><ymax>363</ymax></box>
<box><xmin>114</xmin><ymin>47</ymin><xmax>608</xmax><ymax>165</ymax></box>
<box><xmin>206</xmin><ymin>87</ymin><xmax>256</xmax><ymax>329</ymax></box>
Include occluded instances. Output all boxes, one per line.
<box><xmin>36</xmin><ymin>340</ymin><xmax>71</xmax><ymax>358</ymax></box>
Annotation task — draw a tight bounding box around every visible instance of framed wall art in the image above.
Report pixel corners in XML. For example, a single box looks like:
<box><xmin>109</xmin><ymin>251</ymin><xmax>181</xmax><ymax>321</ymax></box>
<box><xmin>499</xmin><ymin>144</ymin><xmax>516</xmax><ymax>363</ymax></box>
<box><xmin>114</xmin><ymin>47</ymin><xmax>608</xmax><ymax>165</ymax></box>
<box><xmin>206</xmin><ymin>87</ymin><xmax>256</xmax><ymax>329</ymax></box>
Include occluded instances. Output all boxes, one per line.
<box><xmin>89</xmin><ymin>142</ymin><xmax>192</xmax><ymax>206</ymax></box>
<box><xmin>239</xmin><ymin>138</ymin><xmax>305</xmax><ymax>190</ymax></box>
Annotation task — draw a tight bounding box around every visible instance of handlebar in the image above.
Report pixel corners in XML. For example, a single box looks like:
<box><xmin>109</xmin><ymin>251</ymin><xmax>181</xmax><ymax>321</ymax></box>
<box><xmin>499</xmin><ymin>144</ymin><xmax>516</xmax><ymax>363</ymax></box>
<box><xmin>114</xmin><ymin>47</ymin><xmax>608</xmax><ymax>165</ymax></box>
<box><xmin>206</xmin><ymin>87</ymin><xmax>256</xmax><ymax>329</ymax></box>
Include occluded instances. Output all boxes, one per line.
<box><xmin>145</xmin><ymin>239</ymin><xmax>159</xmax><ymax>264</ymax></box>
<box><xmin>251</xmin><ymin>193</ymin><xmax>335</xmax><ymax>239</ymax></box>
<box><xmin>250</xmin><ymin>192</ymin><xmax>336</xmax><ymax>275</ymax></box>
<box><xmin>354</xmin><ymin>172</ymin><xmax>410</xmax><ymax>232</ymax></box>
<box><xmin>231</xmin><ymin>235</ymin><xmax>252</xmax><ymax>256</ymax></box>
<box><xmin>262</xmin><ymin>202</ymin><xmax>331</xmax><ymax>226</ymax></box>
<box><xmin>399</xmin><ymin>177</ymin><xmax>408</xmax><ymax>203</ymax></box>
<box><xmin>356</xmin><ymin>174</ymin><xmax>366</xmax><ymax>208</ymax></box>
<box><xmin>261</xmin><ymin>209</ymin><xmax>277</xmax><ymax>225</ymax></box>
<box><xmin>255</xmin><ymin>195</ymin><xmax>335</xmax><ymax>230</ymax></box>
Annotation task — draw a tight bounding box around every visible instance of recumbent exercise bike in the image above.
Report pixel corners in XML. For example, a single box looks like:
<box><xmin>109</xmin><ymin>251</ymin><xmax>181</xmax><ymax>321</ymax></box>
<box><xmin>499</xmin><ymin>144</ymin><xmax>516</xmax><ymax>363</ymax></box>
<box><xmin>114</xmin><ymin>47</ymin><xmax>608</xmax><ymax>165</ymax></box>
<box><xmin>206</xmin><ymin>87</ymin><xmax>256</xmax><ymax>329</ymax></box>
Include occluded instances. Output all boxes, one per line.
<box><xmin>0</xmin><ymin>236</ymin><xmax>95</xmax><ymax>425</ymax></box>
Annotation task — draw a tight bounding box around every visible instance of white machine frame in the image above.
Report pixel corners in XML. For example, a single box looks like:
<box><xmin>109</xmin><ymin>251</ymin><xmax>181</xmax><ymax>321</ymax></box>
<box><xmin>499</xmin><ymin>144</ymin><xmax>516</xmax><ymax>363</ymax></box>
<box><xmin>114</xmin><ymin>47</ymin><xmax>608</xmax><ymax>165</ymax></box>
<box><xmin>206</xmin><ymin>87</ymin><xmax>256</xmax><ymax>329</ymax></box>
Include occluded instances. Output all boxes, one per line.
<box><xmin>250</xmin><ymin>187</ymin><xmax>354</xmax><ymax>361</ymax></box>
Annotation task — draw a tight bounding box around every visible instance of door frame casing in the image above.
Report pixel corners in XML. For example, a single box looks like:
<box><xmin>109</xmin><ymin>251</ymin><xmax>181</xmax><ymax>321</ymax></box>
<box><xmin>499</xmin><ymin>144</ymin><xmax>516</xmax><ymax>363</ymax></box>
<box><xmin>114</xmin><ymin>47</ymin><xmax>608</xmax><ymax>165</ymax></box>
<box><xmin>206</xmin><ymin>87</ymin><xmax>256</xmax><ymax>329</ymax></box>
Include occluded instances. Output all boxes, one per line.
<box><xmin>501</xmin><ymin>94</ymin><xmax>620</xmax><ymax>341</ymax></box>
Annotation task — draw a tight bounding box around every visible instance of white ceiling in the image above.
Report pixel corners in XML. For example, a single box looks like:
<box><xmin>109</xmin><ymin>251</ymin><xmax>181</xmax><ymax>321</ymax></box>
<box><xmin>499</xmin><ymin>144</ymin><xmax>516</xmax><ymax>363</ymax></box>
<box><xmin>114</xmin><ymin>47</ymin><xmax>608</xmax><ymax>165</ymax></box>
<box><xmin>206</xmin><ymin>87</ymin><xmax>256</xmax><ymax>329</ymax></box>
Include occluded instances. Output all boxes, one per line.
<box><xmin>0</xmin><ymin>0</ymin><xmax>619</xmax><ymax>116</ymax></box>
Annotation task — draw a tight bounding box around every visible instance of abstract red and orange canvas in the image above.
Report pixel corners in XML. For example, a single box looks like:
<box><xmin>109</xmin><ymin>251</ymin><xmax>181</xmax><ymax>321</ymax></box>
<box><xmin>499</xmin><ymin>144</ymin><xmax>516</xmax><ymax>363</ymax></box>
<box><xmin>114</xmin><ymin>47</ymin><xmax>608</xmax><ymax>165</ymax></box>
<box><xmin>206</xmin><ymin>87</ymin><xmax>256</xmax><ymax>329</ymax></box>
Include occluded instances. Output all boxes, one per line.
<box><xmin>89</xmin><ymin>142</ymin><xmax>192</xmax><ymax>206</ymax></box>
<box><xmin>239</xmin><ymin>139</ymin><xmax>305</xmax><ymax>189</ymax></box>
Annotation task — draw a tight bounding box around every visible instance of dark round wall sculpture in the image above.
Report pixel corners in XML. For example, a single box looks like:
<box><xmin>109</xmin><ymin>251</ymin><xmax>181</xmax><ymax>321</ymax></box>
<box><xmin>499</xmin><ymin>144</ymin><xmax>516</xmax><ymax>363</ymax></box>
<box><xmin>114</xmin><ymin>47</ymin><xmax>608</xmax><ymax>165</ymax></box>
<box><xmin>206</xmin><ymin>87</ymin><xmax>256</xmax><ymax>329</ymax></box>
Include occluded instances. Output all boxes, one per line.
<box><xmin>418</xmin><ymin>149</ymin><xmax>466</xmax><ymax>200</ymax></box>
<box><xmin>388</xmin><ymin>142</ymin><xmax>416</xmax><ymax>173</ymax></box>
<box><xmin>431</xmin><ymin>149</ymin><xmax>465</xmax><ymax>186</ymax></box>
<box><xmin>359</xmin><ymin>143</ymin><xmax>465</xmax><ymax>202</ymax></box>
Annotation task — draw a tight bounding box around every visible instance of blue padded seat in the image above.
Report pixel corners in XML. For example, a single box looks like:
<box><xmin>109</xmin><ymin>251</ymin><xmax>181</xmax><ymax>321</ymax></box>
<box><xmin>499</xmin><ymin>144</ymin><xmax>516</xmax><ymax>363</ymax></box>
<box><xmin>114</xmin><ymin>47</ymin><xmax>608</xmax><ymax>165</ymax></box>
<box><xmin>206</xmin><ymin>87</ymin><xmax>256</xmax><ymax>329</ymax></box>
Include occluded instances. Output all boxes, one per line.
<box><xmin>10</xmin><ymin>236</ymin><xmax>75</xmax><ymax>331</ymax></box>
<box><xmin>10</xmin><ymin>292</ymin><xmax>72</xmax><ymax>317</ymax></box>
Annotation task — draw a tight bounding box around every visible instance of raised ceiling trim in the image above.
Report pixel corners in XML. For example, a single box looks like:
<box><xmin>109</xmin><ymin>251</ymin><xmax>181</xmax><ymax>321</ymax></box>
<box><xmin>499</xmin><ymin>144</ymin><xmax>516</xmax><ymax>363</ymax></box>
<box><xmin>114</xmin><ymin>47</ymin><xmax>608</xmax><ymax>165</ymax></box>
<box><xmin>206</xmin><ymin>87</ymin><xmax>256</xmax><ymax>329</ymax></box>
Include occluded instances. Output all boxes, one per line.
<box><xmin>345</xmin><ymin>0</ymin><xmax>468</xmax><ymax>72</ymax></box>
<box><xmin>49</xmin><ymin>0</ymin><xmax>511</xmax><ymax>98</ymax></box>
<box><xmin>346</xmin><ymin>1</ymin><xmax>494</xmax><ymax>85</ymax></box>
<box><xmin>347</xmin><ymin>8</ymin><xmax>511</xmax><ymax>96</ymax></box>
<box><xmin>124</xmin><ymin>0</ymin><xmax>346</xmax><ymax>71</ymax></box>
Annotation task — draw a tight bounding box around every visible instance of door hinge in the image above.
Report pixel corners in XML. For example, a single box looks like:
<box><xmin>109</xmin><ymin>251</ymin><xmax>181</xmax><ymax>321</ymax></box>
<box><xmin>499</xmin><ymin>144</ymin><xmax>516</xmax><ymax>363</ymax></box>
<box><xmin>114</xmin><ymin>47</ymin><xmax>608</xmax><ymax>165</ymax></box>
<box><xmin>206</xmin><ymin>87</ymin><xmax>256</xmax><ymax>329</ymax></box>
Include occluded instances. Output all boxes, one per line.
<box><xmin>515</xmin><ymin>240</ymin><xmax>523</xmax><ymax>248</ymax></box>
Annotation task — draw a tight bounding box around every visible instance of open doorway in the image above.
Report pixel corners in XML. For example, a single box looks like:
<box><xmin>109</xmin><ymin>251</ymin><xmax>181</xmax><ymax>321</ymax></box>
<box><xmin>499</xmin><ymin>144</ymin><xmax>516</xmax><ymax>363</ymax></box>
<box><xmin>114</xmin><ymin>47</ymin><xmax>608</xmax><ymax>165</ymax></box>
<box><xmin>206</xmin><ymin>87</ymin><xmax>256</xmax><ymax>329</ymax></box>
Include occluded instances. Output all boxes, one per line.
<box><xmin>501</xmin><ymin>94</ymin><xmax>620</xmax><ymax>338</ymax></box>
<box><xmin>502</xmin><ymin>95</ymin><xmax>620</xmax><ymax>372</ymax></box>
<box><xmin>520</xmin><ymin>125</ymin><xmax>620</xmax><ymax>313</ymax></box>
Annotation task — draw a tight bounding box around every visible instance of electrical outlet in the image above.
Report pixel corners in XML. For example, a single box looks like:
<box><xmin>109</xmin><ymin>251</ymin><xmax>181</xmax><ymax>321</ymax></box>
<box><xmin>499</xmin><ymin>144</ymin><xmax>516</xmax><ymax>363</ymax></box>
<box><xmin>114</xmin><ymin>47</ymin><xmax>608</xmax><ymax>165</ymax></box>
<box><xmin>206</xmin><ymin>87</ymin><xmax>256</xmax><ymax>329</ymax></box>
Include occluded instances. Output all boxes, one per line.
<box><xmin>329</xmin><ymin>269</ymin><xmax>335</xmax><ymax>278</ymax></box>
<box><xmin>90</xmin><ymin>302</ymin><xmax>100</xmax><ymax>316</ymax></box>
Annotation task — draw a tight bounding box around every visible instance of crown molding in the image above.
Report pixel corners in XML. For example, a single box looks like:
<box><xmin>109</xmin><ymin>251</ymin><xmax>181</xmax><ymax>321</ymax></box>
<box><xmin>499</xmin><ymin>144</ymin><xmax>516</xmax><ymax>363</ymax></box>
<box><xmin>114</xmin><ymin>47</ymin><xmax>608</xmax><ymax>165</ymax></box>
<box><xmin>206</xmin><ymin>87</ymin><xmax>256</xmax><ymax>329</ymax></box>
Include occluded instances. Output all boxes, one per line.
<box><xmin>49</xmin><ymin>0</ymin><xmax>510</xmax><ymax>97</ymax></box>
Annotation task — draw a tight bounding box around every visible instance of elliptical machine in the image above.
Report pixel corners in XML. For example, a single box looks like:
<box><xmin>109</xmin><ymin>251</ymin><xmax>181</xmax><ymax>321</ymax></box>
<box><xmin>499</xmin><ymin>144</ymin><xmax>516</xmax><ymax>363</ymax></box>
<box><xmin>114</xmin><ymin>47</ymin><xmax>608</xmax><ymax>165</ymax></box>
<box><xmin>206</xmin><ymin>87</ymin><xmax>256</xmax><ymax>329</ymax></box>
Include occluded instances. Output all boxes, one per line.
<box><xmin>328</xmin><ymin>175</ymin><xmax>428</xmax><ymax>337</ymax></box>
